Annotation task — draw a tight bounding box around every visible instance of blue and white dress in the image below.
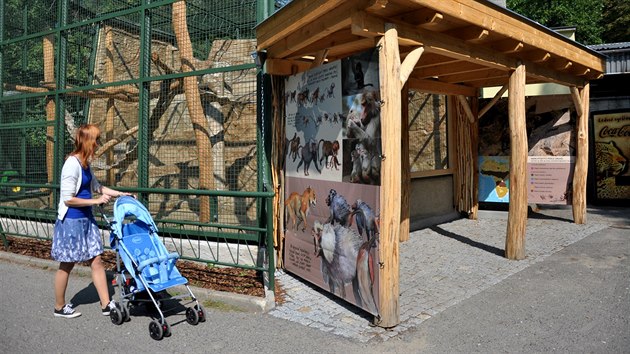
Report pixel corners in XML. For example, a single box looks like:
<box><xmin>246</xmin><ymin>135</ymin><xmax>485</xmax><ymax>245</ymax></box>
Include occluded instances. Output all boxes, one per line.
<box><xmin>51</xmin><ymin>157</ymin><xmax>103</xmax><ymax>262</ymax></box>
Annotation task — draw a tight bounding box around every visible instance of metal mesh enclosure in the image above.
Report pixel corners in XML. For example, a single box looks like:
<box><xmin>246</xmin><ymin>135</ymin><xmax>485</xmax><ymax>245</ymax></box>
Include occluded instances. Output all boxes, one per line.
<box><xmin>1</xmin><ymin>0</ymin><xmax>275</xmax><ymax>278</ymax></box>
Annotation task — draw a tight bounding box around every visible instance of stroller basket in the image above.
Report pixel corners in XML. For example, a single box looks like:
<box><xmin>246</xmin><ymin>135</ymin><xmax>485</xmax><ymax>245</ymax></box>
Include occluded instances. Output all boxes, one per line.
<box><xmin>103</xmin><ymin>196</ymin><xmax>206</xmax><ymax>340</ymax></box>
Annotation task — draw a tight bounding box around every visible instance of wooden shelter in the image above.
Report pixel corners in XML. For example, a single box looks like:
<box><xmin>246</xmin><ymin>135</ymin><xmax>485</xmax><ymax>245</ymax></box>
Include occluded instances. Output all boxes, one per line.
<box><xmin>256</xmin><ymin>0</ymin><xmax>606</xmax><ymax>328</ymax></box>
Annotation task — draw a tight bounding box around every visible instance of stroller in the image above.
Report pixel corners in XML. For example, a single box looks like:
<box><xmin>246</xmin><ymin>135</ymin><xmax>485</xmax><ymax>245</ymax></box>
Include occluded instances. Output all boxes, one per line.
<box><xmin>102</xmin><ymin>196</ymin><xmax>206</xmax><ymax>340</ymax></box>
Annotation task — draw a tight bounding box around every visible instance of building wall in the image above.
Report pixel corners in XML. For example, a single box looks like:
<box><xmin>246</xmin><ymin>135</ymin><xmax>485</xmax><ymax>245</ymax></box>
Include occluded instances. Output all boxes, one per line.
<box><xmin>408</xmin><ymin>175</ymin><xmax>458</xmax><ymax>231</ymax></box>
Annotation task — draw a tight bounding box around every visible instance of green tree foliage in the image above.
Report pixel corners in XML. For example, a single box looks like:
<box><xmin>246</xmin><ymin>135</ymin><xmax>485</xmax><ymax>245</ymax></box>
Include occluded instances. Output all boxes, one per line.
<box><xmin>601</xmin><ymin>0</ymin><xmax>630</xmax><ymax>43</ymax></box>
<box><xmin>507</xmin><ymin>0</ymin><xmax>604</xmax><ymax>44</ymax></box>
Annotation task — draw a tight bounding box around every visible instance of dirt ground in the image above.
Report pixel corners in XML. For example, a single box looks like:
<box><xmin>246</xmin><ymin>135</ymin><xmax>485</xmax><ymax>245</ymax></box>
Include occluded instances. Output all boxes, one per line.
<box><xmin>2</xmin><ymin>235</ymin><xmax>284</xmax><ymax>302</ymax></box>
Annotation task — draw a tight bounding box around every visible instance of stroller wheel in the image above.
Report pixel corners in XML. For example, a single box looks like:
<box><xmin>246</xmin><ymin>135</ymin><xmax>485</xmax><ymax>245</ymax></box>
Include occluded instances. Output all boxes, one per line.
<box><xmin>196</xmin><ymin>305</ymin><xmax>207</xmax><ymax>323</ymax></box>
<box><xmin>120</xmin><ymin>303</ymin><xmax>130</xmax><ymax>322</ymax></box>
<box><xmin>148</xmin><ymin>320</ymin><xmax>164</xmax><ymax>340</ymax></box>
<box><xmin>110</xmin><ymin>307</ymin><xmax>123</xmax><ymax>325</ymax></box>
<box><xmin>163</xmin><ymin>321</ymin><xmax>171</xmax><ymax>337</ymax></box>
<box><xmin>185</xmin><ymin>307</ymin><xmax>199</xmax><ymax>325</ymax></box>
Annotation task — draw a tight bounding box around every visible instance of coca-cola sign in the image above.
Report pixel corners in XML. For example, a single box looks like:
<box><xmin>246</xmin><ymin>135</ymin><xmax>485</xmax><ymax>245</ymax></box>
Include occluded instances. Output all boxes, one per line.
<box><xmin>591</xmin><ymin>110</ymin><xmax>630</xmax><ymax>202</ymax></box>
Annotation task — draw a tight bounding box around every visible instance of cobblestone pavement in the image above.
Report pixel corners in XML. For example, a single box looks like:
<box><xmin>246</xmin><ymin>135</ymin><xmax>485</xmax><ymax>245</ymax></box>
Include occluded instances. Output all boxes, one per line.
<box><xmin>269</xmin><ymin>207</ymin><xmax>623</xmax><ymax>342</ymax></box>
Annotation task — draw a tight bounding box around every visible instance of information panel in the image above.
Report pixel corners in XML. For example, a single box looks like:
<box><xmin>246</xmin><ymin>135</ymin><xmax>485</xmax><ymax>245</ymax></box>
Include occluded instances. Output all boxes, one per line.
<box><xmin>284</xmin><ymin>49</ymin><xmax>381</xmax><ymax>316</ymax></box>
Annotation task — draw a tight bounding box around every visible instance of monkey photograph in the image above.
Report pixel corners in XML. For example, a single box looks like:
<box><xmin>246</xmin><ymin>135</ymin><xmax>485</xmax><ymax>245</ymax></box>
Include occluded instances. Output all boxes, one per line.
<box><xmin>341</xmin><ymin>48</ymin><xmax>379</xmax><ymax>97</ymax></box>
<box><xmin>342</xmin><ymin>138</ymin><xmax>382</xmax><ymax>185</ymax></box>
<box><xmin>343</xmin><ymin>88</ymin><xmax>382</xmax><ymax>140</ymax></box>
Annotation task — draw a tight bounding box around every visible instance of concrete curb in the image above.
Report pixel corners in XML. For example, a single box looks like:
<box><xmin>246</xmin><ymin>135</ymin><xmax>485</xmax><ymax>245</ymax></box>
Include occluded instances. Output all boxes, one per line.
<box><xmin>0</xmin><ymin>250</ymin><xmax>275</xmax><ymax>314</ymax></box>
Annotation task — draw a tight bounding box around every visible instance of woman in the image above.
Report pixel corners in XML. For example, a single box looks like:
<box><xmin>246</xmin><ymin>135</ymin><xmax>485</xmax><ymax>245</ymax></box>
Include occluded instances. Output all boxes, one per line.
<box><xmin>51</xmin><ymin>124</ymin><xmax>131</xmax><ymax>318</ymax></box>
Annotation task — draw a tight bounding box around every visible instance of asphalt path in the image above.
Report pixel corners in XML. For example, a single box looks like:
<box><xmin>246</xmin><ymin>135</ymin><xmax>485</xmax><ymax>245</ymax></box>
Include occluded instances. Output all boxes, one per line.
<box><xmin>0</xmin><ymin>224</ymin><xmax>628</xmax><ymax>353</ymax></box>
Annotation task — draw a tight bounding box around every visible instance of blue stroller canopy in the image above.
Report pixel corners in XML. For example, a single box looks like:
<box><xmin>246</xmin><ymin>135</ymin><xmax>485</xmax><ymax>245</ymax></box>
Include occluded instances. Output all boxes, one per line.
<box><xmin>111</xmin><ymin>196</ymin><xmax>158</xmax><ymax>244</ymax></box>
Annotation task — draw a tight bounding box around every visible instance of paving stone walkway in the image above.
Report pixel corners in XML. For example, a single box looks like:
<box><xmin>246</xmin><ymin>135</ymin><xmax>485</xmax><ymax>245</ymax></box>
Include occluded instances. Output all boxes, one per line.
<box><xmin>269</xmin><ymin>208</ymin><xmax>614</xmax><ymax>342</ymax></box>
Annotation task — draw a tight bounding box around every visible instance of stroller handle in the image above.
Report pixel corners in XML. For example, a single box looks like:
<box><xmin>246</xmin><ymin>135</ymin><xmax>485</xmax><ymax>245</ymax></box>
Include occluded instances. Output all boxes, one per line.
<box><xmin>137</xmin><ymin>252</ymin><xmax>180</xmax><ymax>272</ymax></box>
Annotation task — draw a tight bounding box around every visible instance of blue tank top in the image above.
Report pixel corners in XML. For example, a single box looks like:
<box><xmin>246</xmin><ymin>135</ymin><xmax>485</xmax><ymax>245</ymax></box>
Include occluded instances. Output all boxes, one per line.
<box><xmin>66</xmin><ymin>166</ymin><xmax>93</xmax><ymax>219</ymax></box>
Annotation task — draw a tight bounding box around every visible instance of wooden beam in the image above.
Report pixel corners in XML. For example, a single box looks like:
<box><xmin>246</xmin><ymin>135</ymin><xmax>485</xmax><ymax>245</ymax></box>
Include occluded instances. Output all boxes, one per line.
<box><xmin>399</xmin><ymin>46</ymin><xmax>424</xmax><ymax>85</ymax></box>
<box><xmin>397</xmin><ymin>8</ymin><xmax>444</xmax><ymax>27</ymax></box>
<box><xmin>310</xmin><ymin>49</ymin><xmax>329</xmax><ymax>68</ymax></box>
<box><xmin>414</xmin><ymin>52</ymin><xmax>461</xmax><ymax>68</ymax></box>
<box><xmin>572</xmin><ymin>83</ymin><xmax>590</xmax><ymax>224</ymax></box>
<box><xmin>439</xmin><ymin>68</ymin><xmax>507</xmax><ymax>84</ymax></box>
<box><xmin>521</xmin><ymin>50</ymin><xmax>551</xmax><ymax>63</ymax></box>
<box><xmin>478</xmin><ymin>84</ymin><xmax>508</xmax><ymax>119</ymax></box>
<box><xmin>552</xmin><ymin>58</ymin><xmax>573</xmax><ymax>72</ymax></box>
<box><xmin>377</xmin><ymin>23</ymin><xmax>402</xmax><ymax>329</ymax></box>
<box><xmin>256</xmin><ymin>0</ymin><xmax>352</xmax><ymax>50</ymax></box>
<box><xmin>445</xmin><ymin>26</ymin><xmax>489</xmax><ymax>43</ymax></box>
<box><xmin>490</xmin><ymin>39</ymin><xmax>524</xmax><ymax>54</ymax></box>
<box><xmin>457</xmin><ymin>95</ymin><xmax>475</xmax><ymax>123</ymax></box>
<box><xmin>505</xmin><ymin>62</ymin><xmax>527</xmax><ymax>260</ymax></box>
<box><xmin>287</xmin><ymin>30</ymin><xmax>365</xmax><ymax>59</ymax></box>
<box><xmin>265</xmin><ymin>0</ymin><xmax>374</xmax><ymax>59</ymax></box>
<box><xmin>404</xmin><ymin>0</ymin><xmax>605</xmax><ymax>72</ymax></box>
<box><xmin>413</xmin><ymin>60</ymin><xmax>488</xmax><ymax>79</ymax></box>
<box><xmin>264</xmin><ymin>58</ymin><xmax>312</xmax><ymax>75</ymax></box>
<box><xmin>350</xmin><ymin>11</ymin><xmax>586</xmax><ymax>88</ymax></box>
<box><xmin>569</xmin><ymin>86</ymin><xmax>583</xmax><ymax>116</ymax></box>
<box><xmin>407</xmin><ymin>78</ymin><xmax>477</xmax><ymax>96</ymax></box>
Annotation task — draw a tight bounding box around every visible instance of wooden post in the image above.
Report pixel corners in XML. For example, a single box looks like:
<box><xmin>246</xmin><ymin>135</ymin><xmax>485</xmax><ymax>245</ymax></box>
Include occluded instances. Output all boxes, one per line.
<box><xmin>505</xmin><ymin>62</ymin><xmax>527</xmax><ymax>260</ymax></box>
<box><xmin>173</xmin><ymin>1</ymin><xmax>214</xmax><ymax>222</ymax></box>
<box><xmin>43</xmin><ymin>35</ymin><xmax>55</xmax><ymax>203</ymax></box>
<box><xmin>571</xmin><ymin>83</ymin><xmax>589</xmax><ymax>224</ymax></box>
<box><xmin>399</xmin><ymin>47</ymin><xmax>422</xmax><ymax>243</ymax></box>
<box><xmin>377</xmin><ymin>23</ymin><xmax>402</xmax><ymax>328</ymax></box>
<box><xmin>470</xmin><ymin>94</ymin><xmax>479</xmax><ymax>220</ymax></box>
<box><xmin>400</xmin><ymin>83</ymin><xmax>410</xmax><ymax>242</ymax></box>
<box><xmin>105</xmin><ymin>26</ymin><xmax>116</xmax><ymax>184</ymax></box>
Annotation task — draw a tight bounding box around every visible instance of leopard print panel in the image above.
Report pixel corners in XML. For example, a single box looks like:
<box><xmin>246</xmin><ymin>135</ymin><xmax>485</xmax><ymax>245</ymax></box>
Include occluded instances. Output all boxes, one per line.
<box><xmin>594</xmin><ymin>141</ymin><xmax>630</xmax><ymax>200</ymax></box>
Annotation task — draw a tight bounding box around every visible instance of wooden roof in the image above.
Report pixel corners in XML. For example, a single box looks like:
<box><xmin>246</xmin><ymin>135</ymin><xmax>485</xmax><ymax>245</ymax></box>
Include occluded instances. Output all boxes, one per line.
<box><xmin>256</xmin><ymin>0</ymin><xmax>606</xmax><ymax>95</ymax></box>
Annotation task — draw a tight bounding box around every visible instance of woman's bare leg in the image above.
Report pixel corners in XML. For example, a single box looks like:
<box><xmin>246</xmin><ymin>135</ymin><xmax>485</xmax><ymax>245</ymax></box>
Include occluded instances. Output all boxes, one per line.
<box><xmin>54</xmin><ymin>262</ymin><xmax>75</xmax><ymax>310</ymax></box>
<box><xmin>89</xmin><ymin>255</ymin><xmax>111</xmax><ymax>308</ymax></box>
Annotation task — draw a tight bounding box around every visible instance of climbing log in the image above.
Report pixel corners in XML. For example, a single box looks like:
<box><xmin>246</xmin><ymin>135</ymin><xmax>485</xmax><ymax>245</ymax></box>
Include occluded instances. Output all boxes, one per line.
<box><xmin>173</xmin><ymin>0</ymin><xmax>214</xmax><ymax>222</ymax></box>
<box><xmin>505</xmin><ymin>63</ymin><xmax>527</xmax><ymax>260</ymax></box>
<box><xmin>43</xmin><ymin>35</ymin><xmax>55</xmax><ymax>204</ymax></box>
<box><xmin>105</xmin><ymin>26</ymin><xmax>116</xmax><ymax>184</ymax></box>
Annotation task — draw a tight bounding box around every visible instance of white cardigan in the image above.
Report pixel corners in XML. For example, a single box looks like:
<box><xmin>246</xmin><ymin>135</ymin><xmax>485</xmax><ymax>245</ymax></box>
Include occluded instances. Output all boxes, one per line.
<box><xmin>57</xmin><ymin>156</ymin><xmax>102</xmax><ymax>220</ymax></box>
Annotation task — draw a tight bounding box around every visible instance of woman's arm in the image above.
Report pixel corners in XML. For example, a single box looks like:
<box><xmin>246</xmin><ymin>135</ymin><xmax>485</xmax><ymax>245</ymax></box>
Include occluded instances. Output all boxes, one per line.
<box><xmin>100</xmin><ymin>186</ymin><xmax>132</xmax><ymax>198</ymax></box>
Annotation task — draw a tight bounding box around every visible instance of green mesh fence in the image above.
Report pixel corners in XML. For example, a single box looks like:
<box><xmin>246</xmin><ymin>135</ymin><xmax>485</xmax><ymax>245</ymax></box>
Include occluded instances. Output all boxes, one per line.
<box><xmin>0</xmin><ymin>0</ymin><xmax>275</xmax><ymax>286</ymax></box>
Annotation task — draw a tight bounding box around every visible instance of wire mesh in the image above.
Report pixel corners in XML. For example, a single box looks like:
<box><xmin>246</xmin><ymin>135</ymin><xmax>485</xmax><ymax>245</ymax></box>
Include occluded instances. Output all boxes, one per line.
<box><xmin>1</xmin><ymin>0</ymin><xmax>272</xmax><ymax>273</ymax></box>
<box><xmin>408</xmin><ymin>90</ymin><xmax>449</xmax><ymax>173</ymax></box>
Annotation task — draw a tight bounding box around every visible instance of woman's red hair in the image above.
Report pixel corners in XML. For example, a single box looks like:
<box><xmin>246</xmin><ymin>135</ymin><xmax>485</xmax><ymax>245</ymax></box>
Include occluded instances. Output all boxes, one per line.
<box><xmin>70</xmin><ymin>124</ymin><xmax>101</xmax><ymax>168</ymax></box>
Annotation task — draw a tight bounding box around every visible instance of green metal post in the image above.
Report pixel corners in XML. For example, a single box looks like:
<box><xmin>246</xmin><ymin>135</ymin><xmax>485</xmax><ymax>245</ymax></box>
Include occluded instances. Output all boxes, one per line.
<box><xmin>0</xmin><ymin>0</ymin><xmax>5</xmax><ymax>250</ymax></box>
<box><xmin>256</xmin><ymin>0</ymin><xmax>276</xmax><ymax>23</ymax></box>
<box><xmin>20</xmin><ymin>4</ymin><xmax>27</xmax><ymax>179</ymax></box>
<box><xmin>53</xmin><ymin>0</ymin><xmax>69</xmax><ymax>205</ymax></box>
<box><xmin>137</xmin><ymin>0</ymin><xmax>152</xmax><ymax>202</ymax></box>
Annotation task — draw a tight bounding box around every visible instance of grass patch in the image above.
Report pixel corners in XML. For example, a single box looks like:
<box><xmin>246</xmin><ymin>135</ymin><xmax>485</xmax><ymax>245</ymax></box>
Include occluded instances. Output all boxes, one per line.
<box><xmin>203</xmin><ymin>299</ymin><xmax>246</xmax><ymax>312</ymax></box>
